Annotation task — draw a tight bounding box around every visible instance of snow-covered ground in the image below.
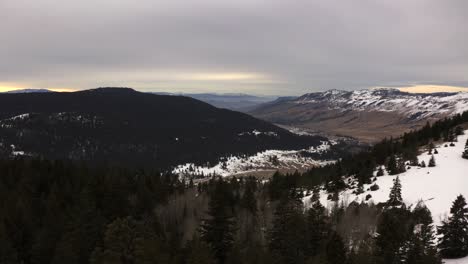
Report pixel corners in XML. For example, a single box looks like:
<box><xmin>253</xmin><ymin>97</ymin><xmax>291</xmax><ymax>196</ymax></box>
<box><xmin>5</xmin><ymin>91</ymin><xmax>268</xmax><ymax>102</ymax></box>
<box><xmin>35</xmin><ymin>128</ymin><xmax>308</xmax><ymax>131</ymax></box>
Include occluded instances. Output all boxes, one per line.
<box><xmin>173</xmin><ymin>141</ymin><xmax>334</xmax><ymax>177</ymax></box>
<box><xmin>301</xmin><ymin>131</ymin><xmax>468</xmax><ymax>263</ymax></box>
<box><xmin>444</xmin><ymin>256</ymin><xmax>468</xmax><ymax>264</ymax></box>
<box><xmin>306</xmin><ymin>131</ymin><xmax>468</xmax><ymax>225</ymax></box>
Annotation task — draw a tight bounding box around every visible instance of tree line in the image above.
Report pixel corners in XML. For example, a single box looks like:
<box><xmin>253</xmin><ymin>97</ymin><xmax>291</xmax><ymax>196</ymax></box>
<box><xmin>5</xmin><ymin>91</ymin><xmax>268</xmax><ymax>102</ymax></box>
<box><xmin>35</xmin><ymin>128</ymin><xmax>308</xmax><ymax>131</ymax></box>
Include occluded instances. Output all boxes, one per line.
<box><xmin>1</xmin><ymin>158</ymin><xmax>467</xmax><ymax>264</ymax></box>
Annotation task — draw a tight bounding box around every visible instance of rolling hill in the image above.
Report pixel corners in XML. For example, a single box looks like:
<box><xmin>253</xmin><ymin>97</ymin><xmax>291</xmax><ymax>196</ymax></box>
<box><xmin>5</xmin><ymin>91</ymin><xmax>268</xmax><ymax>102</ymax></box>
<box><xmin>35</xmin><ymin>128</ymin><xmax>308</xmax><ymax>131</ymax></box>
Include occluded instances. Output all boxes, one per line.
<box><xmin>0</xmin><ymin>87</ymin><xmax>325</xmax><ymax>169</ymax></box>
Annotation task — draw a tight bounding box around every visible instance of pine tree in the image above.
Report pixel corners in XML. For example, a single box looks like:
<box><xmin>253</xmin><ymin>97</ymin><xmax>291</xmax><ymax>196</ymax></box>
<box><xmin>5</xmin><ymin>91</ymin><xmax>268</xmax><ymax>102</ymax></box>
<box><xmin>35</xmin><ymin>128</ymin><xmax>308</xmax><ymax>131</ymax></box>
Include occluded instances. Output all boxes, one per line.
<box><xmin>327</xmin><ymin>162</ymin><xmax>346</xmax><ymax>192</ymax></box>
<box><xmin>420</xmin><ymin>161</ymin><xmax>426</xmax><ymax>168</ymax></box>
<box><xmin>437</xmin><ymin>195</ymin><xmax>468</xmax><ymax>258</ymax></box>
<box><xmin>305</xmin><ymin>195</ymin><xmax>329</xmax><ymax>258</ymax></box>
<box><xmin>375</xmin><ymin>206</ymin><xmax>413</xmax><ymax>264</ymax></box>
<box><xmin>398</xmin><ymin>159</ymin><xmax>407</xmax><ymax>173</ymax></box>
<box><xmin>90</xmin><ymin>217</ymin><xmax>137</xmax><ymax>264</ymax></box>
<box><xmin>200</xmin><ymin>180</ymin><xmax>236</xmax><ymax>264</ymax></box>
<box><xmin>428</xmin><ymin>143</ymin><xmax>434</xmax><ymax>154</ymax></box>
<box><xmin>240</xmin><ymin>178</ymin><xmax>257</xmax><ymax>214</ymax></box>
<box><xmin>0</xmin><ymin>222</ymin><xmax>17</xmax><ymax>264</ymax></box>
<box><xmin>268</xmin><ymin>197</ymin><xmax>307</xmax><ymax>264</ymax></box>
<box><xmin>376</xmin><ymin>166</ymin><xmax>385</xmax><ymax>177</ymax></box>
<box><xmin>186</xmin><ymin>236</ymin><xmax>215</xmax><ymax>264</ymax></box>
<box><xmin>326</xmin><ymin>232</ymin><xmax>347</xmax><ymax>264</ymax></box>
<box><xmin>387</xmin><ymin>176</ymin><xmax>403</xmax><ymax>207</ymax></box>
<box><xmin>387</xmin><ymin>155</ymin><xmax>399</xmax><ymax>175</ymax></box>
<box><xmin>428</xmin><ymin>155</ymin><xmax>436</xmax><ymax>167</ymax></box>
<box><xmin>463</xmin><ymin>139</ymin><xmax>468</xmax><ymax>159</ymax></box>
<box><xmin>404</xmin><ymin>202</ymin><xmax>441</xmax><ymax>264</ymax></box>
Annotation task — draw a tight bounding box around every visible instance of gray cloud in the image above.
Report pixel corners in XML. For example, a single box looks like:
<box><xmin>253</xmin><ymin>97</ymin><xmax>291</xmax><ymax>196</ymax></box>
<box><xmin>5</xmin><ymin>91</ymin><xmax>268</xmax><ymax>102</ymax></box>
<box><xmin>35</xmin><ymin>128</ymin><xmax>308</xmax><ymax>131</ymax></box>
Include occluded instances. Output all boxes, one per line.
<box><xmin>2</xmin><ymin>0</ymin><xmax>468</xmax><ymax>95</ymax></box>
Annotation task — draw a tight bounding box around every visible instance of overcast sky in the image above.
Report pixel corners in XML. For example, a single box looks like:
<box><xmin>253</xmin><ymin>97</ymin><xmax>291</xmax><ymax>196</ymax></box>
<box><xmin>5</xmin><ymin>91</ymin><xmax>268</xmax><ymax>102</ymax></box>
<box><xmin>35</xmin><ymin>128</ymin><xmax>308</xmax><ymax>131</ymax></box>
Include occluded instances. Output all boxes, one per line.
<box><xmin>2</xmin><ymin>0</ymin><xmax>468</xmax><ymax>95</ymax></box>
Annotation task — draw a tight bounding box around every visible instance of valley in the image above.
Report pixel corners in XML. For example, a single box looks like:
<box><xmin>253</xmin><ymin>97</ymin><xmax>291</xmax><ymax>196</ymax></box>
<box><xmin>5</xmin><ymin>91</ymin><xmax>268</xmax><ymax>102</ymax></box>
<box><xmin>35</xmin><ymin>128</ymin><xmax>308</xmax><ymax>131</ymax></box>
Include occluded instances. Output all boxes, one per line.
<box><xmin>4</xmin><ymin>1</ymin><xmax>468</xmax><ymax>262</ymax></box>
<box><xmin>251</xmin><ymin>88</ymin><xmax>468</xmax><ymax>142</ymax></box>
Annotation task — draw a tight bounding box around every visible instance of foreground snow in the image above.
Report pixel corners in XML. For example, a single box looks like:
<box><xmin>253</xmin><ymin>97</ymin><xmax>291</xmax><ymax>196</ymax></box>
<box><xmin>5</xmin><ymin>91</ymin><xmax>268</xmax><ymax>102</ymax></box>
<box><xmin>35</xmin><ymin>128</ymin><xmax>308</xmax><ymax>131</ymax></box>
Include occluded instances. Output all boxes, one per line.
<box><xmin>443</xmin><ymin>256</ymin><xmax>468</xmax><ymax>264</ymax></box>
<box><xmin>173</xmin><ymin>141</ymin><xmax>334</xmax><ymax>177</ymax></box>
<box><xmin>302</xmin><ymin>131</ymin><xmax>468</xmax><ymax>263</ymax></box>
<box><xmin>309</xmin><ymin>131</ymin><xmax>468</xmax><ymax>224</ymax></box>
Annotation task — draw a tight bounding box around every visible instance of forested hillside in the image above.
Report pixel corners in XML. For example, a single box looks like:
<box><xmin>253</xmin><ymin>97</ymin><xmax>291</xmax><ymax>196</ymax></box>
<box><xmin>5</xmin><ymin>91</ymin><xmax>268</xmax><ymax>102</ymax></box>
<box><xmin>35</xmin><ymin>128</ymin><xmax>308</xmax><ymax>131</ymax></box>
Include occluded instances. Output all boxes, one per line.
<box><xmin>0</xmin><ymin>88</ymin><xmax>325</xmax><ymax>169</ymax></box>
<box><xmin>2</xmin><ymin>110</ymin><xmax>468</xmax><ymax>263</ymax></box>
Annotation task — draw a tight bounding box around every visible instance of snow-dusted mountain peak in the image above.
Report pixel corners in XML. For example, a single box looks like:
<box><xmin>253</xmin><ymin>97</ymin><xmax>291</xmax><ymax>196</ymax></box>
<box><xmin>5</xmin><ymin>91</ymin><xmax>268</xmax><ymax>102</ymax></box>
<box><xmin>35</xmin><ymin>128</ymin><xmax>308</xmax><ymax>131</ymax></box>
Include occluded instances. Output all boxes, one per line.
<box><xmin>296</xmin><ymin>88</ymin><xmax>468</xmax><ymax>121</ymax></box>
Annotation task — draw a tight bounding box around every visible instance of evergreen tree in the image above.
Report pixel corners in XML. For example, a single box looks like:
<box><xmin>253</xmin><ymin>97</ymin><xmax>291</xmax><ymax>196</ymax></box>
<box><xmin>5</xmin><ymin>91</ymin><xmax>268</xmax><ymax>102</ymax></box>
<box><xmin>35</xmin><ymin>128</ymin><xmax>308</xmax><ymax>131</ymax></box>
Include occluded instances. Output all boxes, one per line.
<box><xmin>387</xmin><ymin>176</ymin><xmax>403</xmax><ymax>207</ymax></box>
<box><xmin>200</xmin><ymin>180</ymin><xmax>236</xmax><ymax>264</ymax></box>
<box><xmin>325</xmin><ymin>232</ymin><xmax>347</xmax><ymax>264</ymax></box>
<box><xmin>463</xmin><ymin>139</ymin><xmax>468</xmax><ymax>159</ymax></box>
<box><xmin>428</xmin><ymin>143</ymin><xmax>434</xmax><ymax>154</ymax></box>
<box><xmin>437</xmin><ymin>195</ymin><xmax>468</xmax><ymax>258</ymax></box>
<box><xmin>375</xmin><ymin>207</ymin><xmax>412</xmax><ymax>264</ymax></box>
<box><xmin>420</xmin><ymin>161</ymin><xmax>426</xmax><ymax>168</ymax></box>
<box><xmin>428</xmin><ymin>155</ymin><xmax>436</xmax><ymax>167</ymax></box>
<box><xmin>387</xmin><ymin>155</ymin><xmax>399</xmax><ymax>175</ymax></box>
<box><xmin>90</xmin><ymin>217</ymin><xmax>137</xmax><ymax>264</ymax></box>
<box><xmin>268</xmin><ymin>197</ymin><xmax>307</xmax><ymax>264</ymax></box>
<box><xmin>186</xmin><ymin>236</ymin><xmax>215</xmax><ymax>264</ymax></box>
<box><xmin>327</xmin><ymin>162</ymin><xmax>346</xmax><ymax>192</ymax></box>
<box><xmin>305</xmin><ymin>195</ymin><xmax>329</xmax><ymax>259</ymax></box>
<box><xmin>240</xmin><ymin>178</ymin><xmax>257</xmax><ymax>214</ymax></box>
<box><xmin>376</xmin><ymin>166</ymin><xmax>384</xmax><ymax>176</ymax></box>
<box><xmin>0</xmin><ymin>221</ymin><xmax>17</xmax><ymax>264</ymax></box>
<box><xmin>404</xmin><ymin>202</ymin><xmax>441</xmax><ymax>264</ymax></box>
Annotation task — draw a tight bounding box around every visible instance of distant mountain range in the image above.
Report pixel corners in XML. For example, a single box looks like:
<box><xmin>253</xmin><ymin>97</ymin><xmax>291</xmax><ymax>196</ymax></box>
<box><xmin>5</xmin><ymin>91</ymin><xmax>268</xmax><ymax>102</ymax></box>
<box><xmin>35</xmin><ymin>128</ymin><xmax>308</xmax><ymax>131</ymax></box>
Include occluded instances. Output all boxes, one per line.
<box><xmin>3</xmin><ymin>89</ymin><xmax>277</xmax><ymax>111</ymax></box>
<box><xmin>152</xmin><ymin>92</ymin><xmax>277</xmax><ymax>111</ymax></box>
<box><xmin>250</xmin><ymin>88</ymin><xmax>468</xmax><ymax>142</ymax></box>
<box><xmin>0</xmin><ymin>87</ymin><xmax>325</xmax><ymax>169</ymax></box>
<box><xmin>4</xmin><ymin>88</ymin><xmax>52</xmax><ymax>93</ymax></box>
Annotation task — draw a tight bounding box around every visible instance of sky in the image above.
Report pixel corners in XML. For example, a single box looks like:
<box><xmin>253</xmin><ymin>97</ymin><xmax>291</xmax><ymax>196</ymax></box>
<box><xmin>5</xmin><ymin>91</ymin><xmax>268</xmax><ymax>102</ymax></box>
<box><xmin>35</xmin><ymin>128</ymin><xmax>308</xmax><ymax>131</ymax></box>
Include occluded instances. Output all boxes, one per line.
<box><xmin>1</xmin><ymin>0</ymin><xmax>468</xmax><ymax>95</ymax></box>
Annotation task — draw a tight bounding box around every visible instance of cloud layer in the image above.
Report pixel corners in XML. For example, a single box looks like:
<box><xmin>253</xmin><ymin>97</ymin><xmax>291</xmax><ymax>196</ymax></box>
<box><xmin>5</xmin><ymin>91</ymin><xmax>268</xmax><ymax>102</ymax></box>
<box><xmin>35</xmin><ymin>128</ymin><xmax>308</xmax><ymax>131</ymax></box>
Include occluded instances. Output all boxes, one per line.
<box><xmin>2</xmin><ymin>0</ymin><xmax>468</xmax><ymax>95</ymax></box>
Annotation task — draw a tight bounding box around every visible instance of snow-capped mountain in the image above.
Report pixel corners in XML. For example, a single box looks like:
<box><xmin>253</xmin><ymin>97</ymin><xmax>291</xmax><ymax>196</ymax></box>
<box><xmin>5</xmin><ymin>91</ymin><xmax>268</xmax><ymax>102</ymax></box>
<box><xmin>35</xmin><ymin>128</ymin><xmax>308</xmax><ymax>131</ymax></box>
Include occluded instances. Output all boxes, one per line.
<box><xmin>4</xmin><ymin>88</ymin><xmax>52</xmax><ymax>93</ymax></box>
<box><xmin>296</xmin><ymin>88</ymin><xmax>468</xmax><ymax>120</ymax></box>
<box><xmin>250</xmin><ymin>88</ymin><xmax>468</xmax><ymax>142</ymax></box>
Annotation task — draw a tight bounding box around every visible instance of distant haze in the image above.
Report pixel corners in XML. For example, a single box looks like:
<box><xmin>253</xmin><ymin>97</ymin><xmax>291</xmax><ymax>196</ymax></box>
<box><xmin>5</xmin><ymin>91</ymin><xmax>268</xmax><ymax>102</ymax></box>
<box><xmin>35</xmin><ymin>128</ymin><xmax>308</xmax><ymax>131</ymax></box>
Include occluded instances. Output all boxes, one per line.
<box><xmin>2</xmin><ymin>0</ymin><xmax>468</xmax><ymax>95</ymax></box>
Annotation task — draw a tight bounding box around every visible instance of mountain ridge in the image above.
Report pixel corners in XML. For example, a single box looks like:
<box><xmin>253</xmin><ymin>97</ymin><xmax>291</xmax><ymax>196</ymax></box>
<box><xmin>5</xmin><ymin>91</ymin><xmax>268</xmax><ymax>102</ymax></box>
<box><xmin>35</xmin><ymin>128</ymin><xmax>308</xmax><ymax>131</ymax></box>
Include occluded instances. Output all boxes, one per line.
<box><xmin>250</xmin><ymin>88</ymin><xmax>468</xmax><ymax>142</ymax></box>
<box><xmin>0</xmin><ymin>87</ymin><xmax>325</xmax><ymax>169</ymax></box>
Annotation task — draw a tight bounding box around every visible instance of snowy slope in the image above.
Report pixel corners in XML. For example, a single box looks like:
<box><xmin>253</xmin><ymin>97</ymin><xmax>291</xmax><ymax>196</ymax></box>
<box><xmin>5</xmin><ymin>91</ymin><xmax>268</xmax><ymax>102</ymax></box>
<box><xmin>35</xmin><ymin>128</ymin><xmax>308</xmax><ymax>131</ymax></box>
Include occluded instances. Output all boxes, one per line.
<box><xmin>444</xmin><ymin>257</ymin><xmax>468</xmax><ymax>264</ymax></box>
<box><xmin>297</xmin><ymin>88</ymin><xmax>468</xmax><ymax>121</ymax></box>
<box><xmin>305</xmin><ymin>130</ymin><xmax>468</xmax><ymax>226</ymax></box>
<box><xmin>301</xmin><ymin>130</ymin><xmax>468</xmax><ymax>263</ymax></box>
<box><xmin>173</xmin><ymin>141</ymin><xmax>334</xmax><ymax>177</ymax></box>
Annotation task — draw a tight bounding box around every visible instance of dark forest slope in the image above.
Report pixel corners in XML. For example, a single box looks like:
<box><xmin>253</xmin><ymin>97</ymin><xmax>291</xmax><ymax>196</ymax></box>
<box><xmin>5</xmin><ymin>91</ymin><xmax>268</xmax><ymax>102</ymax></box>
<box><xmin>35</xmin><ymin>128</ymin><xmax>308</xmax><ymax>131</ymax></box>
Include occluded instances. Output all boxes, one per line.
<box><xmin>0</xmin><ymin>88</ymin><xmax>325</xmax><ymax>169</ymax></box>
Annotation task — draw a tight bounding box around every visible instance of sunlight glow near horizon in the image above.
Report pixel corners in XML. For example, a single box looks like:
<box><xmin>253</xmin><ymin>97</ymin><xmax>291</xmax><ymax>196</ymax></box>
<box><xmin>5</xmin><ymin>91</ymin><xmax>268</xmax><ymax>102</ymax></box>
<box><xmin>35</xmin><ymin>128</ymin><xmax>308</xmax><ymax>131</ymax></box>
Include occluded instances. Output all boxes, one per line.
<box><xmin>2</xmin><ymin>84</ymin><xmax>468</xmax><ymax>95</ymax></box>
<box><xmin>398</xmin><ymin>85</ymin><xmax>468</xmax><ymax>94</ymax></box>
<box><xmin>0</xmin><ymin>86</ymin><xmax>74</xmax><ymax>93</ymax></box>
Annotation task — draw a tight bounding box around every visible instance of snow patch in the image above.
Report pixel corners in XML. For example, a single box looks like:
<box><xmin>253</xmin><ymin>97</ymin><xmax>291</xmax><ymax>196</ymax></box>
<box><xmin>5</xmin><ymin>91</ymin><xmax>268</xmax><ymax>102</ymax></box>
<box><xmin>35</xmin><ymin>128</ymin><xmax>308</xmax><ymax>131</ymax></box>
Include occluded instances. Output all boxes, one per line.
<box><xmin>2</xmin><ymin>113</ymin><xmax>31</xmax><ymax>121</ymax></box>
<box><xmin>238</xmin><ymin>130</ymin><xmax>278</xmax><ymax>137</ymax></box>
<box><xmin>443</xmin><ymin>256</ymin><xmax>468</xmax><ymax>264</ymax></box>
<box><xmin>173</xmin><ymin>141</ymin><xmax>334</xmax><ymax>177</ymax></box>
